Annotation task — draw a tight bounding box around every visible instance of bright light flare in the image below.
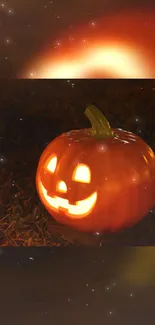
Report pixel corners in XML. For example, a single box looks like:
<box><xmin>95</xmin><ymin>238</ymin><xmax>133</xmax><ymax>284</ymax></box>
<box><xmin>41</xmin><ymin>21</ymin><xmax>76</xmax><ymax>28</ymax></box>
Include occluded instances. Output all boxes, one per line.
<box><xmin>22</xmin><ymin>9</ymin><xmax>155</xmax><ymax>79</ymax></box>
<box><xmin>28</xmin><ymin>44</ymin><xmax>150</xmax><ymax>79</ymax></box>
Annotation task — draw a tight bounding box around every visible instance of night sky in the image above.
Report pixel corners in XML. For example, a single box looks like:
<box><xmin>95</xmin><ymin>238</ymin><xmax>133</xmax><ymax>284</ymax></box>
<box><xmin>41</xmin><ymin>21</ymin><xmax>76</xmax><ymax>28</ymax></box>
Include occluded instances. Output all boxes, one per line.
<box><xmin>1</xmin><ymin>247</ymin><xmax>155</xmax><ymax>325</ymax></box>
<box><xmin>0</xmin><ymin>0</ymin><xmax>155</xmax><ymax>78</ymax></box>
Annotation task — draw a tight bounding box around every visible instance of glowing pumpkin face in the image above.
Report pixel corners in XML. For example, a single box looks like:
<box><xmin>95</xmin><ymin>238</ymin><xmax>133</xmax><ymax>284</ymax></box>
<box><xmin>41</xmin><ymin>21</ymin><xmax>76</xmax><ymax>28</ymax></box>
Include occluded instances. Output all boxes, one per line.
<box><xmin>36</xmin><ymin>105</ymin><xmax>155</xmax><ymax>233</ymax></box>
<box><xmin>39</xmin><ymin>157</ymin><xmax>97</xmax><ymax>217</ymax></box>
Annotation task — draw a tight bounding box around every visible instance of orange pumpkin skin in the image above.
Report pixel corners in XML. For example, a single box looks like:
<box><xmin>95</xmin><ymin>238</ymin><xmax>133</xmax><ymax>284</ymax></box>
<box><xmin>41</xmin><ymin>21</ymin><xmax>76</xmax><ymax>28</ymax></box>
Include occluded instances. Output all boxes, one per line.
<box><xmin>36</xmin><ymin>106</ymin><xmax>155</xmax><ymax>233</ymax></box>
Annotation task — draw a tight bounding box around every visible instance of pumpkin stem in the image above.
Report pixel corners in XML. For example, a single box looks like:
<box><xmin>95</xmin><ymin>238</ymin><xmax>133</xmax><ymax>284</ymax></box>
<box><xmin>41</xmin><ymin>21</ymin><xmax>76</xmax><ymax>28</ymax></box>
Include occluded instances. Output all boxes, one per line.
<box><xmin>85</xmin><ymin>105</ymin><xmax>115</xmax><ymax>139</ymax></box>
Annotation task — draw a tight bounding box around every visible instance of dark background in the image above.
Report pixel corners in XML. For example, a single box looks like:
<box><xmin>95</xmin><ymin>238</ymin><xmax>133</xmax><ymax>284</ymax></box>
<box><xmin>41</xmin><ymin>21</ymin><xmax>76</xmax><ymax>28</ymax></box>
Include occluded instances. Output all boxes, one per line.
<box><xmin>0</xmin><ymin>247</ymin><xmax>155</xmax><ymax>325</ymax></box>
<box><xmin>1</xmin><ymin>79</ymin><xmax>155</xmax><ymax>154</ymax></box>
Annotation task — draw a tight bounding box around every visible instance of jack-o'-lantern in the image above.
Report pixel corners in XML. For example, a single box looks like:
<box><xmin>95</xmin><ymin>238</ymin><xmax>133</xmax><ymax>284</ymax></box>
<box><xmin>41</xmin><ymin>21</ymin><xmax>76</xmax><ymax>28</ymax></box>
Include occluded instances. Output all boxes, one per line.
<box><xmin>36</xmin><ymin>105</ymin><xmax>155</xmax><ymax>232</ymax></box>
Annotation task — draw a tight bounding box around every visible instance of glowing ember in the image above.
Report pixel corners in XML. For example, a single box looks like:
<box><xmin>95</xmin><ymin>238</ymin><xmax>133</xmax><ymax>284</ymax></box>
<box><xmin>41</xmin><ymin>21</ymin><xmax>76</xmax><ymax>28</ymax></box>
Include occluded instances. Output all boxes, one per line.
<box><xmin>22</xmin><ymin>9</ymin><xmax>155</xmax><ymax>78</ymax></box>
<box><xmin>32</xmin><ymin>45</ymin><xmax>150</xmax><ymax>78</ymax></box>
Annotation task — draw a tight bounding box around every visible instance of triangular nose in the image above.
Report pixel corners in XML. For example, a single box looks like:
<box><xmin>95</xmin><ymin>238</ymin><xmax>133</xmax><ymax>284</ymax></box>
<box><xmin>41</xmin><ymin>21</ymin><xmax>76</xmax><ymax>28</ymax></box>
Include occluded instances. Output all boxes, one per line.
<box><xmin>57</xmin><ymin>181</ymin><xmax>67</xmax><ymax>193</ymax></box>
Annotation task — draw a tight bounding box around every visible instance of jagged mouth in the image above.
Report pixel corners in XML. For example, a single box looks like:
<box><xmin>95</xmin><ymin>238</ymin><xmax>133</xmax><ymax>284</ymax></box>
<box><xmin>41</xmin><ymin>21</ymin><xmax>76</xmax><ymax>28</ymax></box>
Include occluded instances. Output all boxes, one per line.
<box><xmin>39</xmin><ymin>182</ymin><xmax>97</xmax><ymax>218</ymax></box>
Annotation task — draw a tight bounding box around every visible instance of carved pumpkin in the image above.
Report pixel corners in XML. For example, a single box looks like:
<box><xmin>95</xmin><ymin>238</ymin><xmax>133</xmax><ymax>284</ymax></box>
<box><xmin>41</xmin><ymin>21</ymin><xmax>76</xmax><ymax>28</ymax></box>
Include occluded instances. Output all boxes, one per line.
<box><xmin>36</xmin><ymin>105</ymin><xmax>155</xmax><ymax>232</ymax></box>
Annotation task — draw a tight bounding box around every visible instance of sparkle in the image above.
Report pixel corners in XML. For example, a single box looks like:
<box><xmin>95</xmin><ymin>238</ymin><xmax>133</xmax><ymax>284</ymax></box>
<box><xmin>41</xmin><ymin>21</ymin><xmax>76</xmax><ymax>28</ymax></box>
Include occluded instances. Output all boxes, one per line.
<box><xmin>0</xmin><ymin>3</ymin><xmax>5</xmax><ymax>8</ymax></box>
<box><xmin>91</xmin><ymin>21</ymin><xmax>96</xmax><ymax>27</ymax></box>
<box><xmin>5</xmin><ymin>38</ymin><xmax>12</xmax><ymax>45</ymax></box>
<box><xmin>56</xmin><ymin>41</ymin><xmax>61</xmax><ymax>46</ymax></box>
<box><xmin>8</xmin><ymin>8</ymin><xmax>14</xmax><ymax>15</ymax></box>
<box><xmin>29</xmin><ymin>71</ymin><xmax>35</xmax><ymax>78</ymax></box>
<box><xmin>98</xmin><ymin>144</ymin><xmax>108</xmax><ymax>152</ymax></box>
<box><xmin>94</xmin><ymin>232</ymin><xmax>100</xmax><ymax>236</ymax></box>
<box><xmin>105</xmin><ymin>286</ymin><xmax>110</xmax><ymax>291</ymax></box>
<box><xmin>109</xmin><ymin>311</ymin><xmax>113</xmax><ymax>316</ymax></box>
<box><xmin>29</xmin><ymin>257</ymin><xmax>34</xmax><ymax>260</ymax></box>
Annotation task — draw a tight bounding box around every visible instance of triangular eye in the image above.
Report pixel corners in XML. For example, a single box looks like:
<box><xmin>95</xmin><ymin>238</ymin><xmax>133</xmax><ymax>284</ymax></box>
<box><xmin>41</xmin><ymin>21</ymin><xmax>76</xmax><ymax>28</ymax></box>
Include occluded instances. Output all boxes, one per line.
<box><xmin>46</xmin><ymin>156</ymin><xmax>57</xmax><ymax>173</ymax></box>
<box><xmin>72</xmin><ymin>164</ymin><xmax>91</xmax><ymax>183</ymax></box>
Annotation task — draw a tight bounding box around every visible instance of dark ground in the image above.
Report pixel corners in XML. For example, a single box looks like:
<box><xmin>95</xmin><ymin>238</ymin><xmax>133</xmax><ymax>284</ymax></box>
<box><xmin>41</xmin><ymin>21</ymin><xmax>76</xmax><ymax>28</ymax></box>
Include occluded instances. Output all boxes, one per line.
<box><xmin>1</xmin><ymin>79</ymin><xmax>155</xmax><ymax>246</ymax></box>
<box><xmin>1</xmin><ymin>247</ymin><xmax>155</xmax><ymax>325</ymax></box>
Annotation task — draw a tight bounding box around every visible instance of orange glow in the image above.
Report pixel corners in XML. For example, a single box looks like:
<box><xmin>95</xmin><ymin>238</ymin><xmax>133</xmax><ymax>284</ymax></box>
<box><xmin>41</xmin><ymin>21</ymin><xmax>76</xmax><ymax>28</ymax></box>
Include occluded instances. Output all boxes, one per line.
<box><xmin>25</xmin><ymin>44</ymin><xmax>150</xmax><ymax>78</ymax></box>
<box><xmin>23</xmin><ymin>9</ymin><xmax>155</xmax><ymax>79</ymax></box>
<box><xmin>40</xmin><ymin>182</ymin><xmax>97</xmax><ymax>218</ymax></box>
<box><xmin>72</xmin><ymin>164</ymin><xmax>91</xmax><ymax>183</ymax></box>
<box><xmin>46</xmin><ymin>156</ymin><xmax>57</xmax><ymax>173</ymax></box>
<box><xmin>57</xmin><ymin>181</ymin><xmax>67</xmax><ymax>193</ymax></box>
